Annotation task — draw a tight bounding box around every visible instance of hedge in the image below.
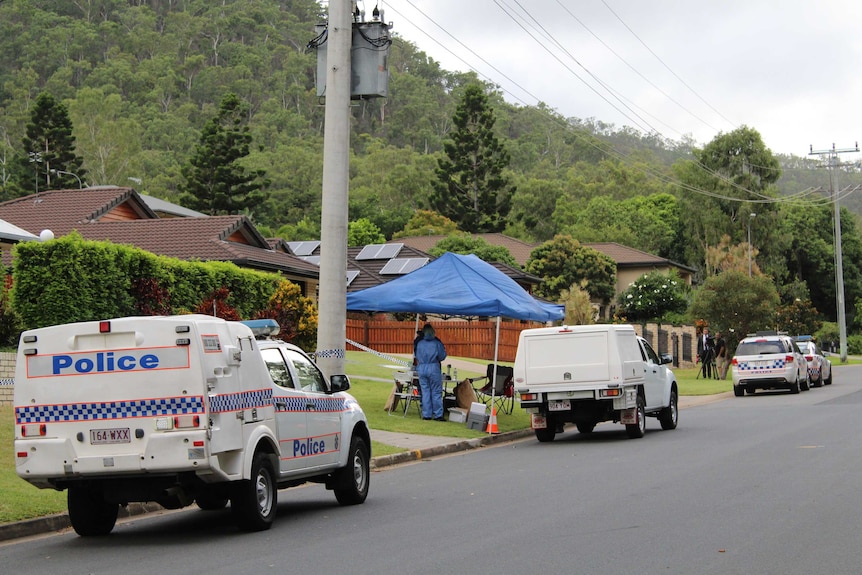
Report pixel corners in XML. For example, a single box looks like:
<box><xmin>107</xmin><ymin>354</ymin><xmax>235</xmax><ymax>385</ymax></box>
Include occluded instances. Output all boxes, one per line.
<box><xmin>11</xmin><ymin>232</ymin><xmax>284</xmax><ymax>329</ymax></box>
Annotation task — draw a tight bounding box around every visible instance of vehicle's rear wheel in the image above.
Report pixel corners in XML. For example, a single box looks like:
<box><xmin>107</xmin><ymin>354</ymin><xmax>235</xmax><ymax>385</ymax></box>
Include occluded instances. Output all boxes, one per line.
<box><xmin>68</xmin><ymin>485</ymin><xmax>119</xmax><ymax>536</ymax></box>
<box><xmin>333</xmin><ymin>436</ymin><xmax>370</xmax><ymax>506</ymax></box>
<box><xmin>825</xmin><ymin>369</ymin><xmax>833</xmax><ymax>385</ymax></box>
<box><xmin>196</xmin><ymin>490</ymin><xmax>229</xmax><ymax>511</ymax></box>
<box><xmin>575</xmin><ymin>421</ymin><xmax>596</xmax><ymax>434</ymax></box>
<box><xmin>812</xmin><ymin>372</ymin><xmax>823</xmax><ymax>388</ymax></box>
<box><xmin>800</xmin><ymin>374</ymin><xmax>810</xmax><ymax>391</ymax></box>
<box><xmin>658</xmin><ymin>388</ymin><xmax>679</xmax><ymax>430</ymax></box>
<box><xmin>789</xmin><ymin>378</ymin><xmax>800</xmax><ymax>394</ymax></box>
<box><xmin>625</xmin><ymin>394</ymin><xmax>646</xmax><ymax>439</ymax></box>
<box><xmin>733</xmin><ymin>386</ymin><xmax>744</xmax><ymax>397</ymax></box>
<box><xmin>231</xmin><ymin>452</ymin><xmax>277</xmax><ymax>531</ymax></box>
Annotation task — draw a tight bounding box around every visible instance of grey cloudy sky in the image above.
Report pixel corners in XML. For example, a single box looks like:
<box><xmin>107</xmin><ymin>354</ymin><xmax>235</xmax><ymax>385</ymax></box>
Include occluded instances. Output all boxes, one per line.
<box><xmin>369</xmin><ymin>0</ymin><xmax>862</xmax><ymax>158</ymax></box>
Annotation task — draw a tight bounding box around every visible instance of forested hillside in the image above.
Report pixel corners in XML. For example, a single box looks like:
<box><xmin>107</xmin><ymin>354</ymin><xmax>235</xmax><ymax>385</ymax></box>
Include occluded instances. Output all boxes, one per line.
<box><xmin>2</xmin><ymin>0</ymin><xmax>862</xmax><ymax>329</ymax></box>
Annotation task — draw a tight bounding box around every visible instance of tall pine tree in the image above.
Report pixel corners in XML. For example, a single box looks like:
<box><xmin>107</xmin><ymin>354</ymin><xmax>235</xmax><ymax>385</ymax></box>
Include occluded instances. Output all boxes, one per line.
<box><xmin>17</xmin><ymin>92</ymin><xmax>86</xmax><ymax>195</ymax></box>
<box><xmin>430</xmin><ymin>84</ymin><xmax>514</xmax><ymax>233</ymax></box>
<box><xmin>179</xmin><ymin>93</ymin><xmax>268</xmax><ymax>215</ymax></box>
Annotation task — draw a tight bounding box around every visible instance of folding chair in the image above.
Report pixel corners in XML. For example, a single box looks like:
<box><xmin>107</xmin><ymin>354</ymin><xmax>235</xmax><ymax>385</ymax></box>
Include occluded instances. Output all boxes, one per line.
<box><xmin>388</xmin><ymin>371</ymin><xmax>422</xmax><ymax>417</ymax></box>
<box><xmin>475</xmin><ymin>364</ymin><xmax>515</xmax><ymax>415</ymax></box>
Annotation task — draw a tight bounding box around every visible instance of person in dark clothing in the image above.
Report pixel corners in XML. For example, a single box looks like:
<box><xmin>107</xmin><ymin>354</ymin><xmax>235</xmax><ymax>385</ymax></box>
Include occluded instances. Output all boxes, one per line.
<box><xmin>697</xmin><ymin>327</ymin><xmax>716</xmax><ymax>379</ymax></box>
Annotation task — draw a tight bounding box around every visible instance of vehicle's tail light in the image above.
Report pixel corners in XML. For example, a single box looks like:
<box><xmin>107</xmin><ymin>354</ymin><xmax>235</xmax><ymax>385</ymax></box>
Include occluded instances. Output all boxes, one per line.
<box><xmin>805</xmin><ymin>355</ymin><xmax>813</xmax><ymax>361</ymax></box>
<box><xmin>520</xmin><ymin>392</ymin><xmax>537</xmax><ymax>401</ymax></box>
<box><xmin>731</xmin><ymin>358</ymin><xmax>738</xmax><ymax>365</ymax></box>
<box><xmin>785</xmin><ymin>355</ymin><xmax>795</xmax><ymax>362</ymax></box>
<box><xmin>173</xmin><ymin>415</ymin><xmax>200</xmax><ymax>429</ymax></box>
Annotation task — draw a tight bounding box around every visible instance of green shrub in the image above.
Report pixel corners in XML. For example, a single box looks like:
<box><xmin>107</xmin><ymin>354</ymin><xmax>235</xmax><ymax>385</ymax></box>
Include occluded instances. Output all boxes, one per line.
<box><xmin>11</xmin><ymin>233</ymin><xmax>284</xmax><ymax>329</ymax></box>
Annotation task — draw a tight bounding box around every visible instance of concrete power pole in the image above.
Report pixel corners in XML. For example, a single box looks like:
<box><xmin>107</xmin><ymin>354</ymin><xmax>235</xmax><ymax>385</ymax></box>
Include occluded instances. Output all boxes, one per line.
<box><xmin>316</xmin><ymin>0</ymin><xmax>352</xmax><ymax>378</ymax></box>
<box><xmin>809</xmin><ymin>142</ymin><xmax>859</xmax><ymax>363</ymax></box>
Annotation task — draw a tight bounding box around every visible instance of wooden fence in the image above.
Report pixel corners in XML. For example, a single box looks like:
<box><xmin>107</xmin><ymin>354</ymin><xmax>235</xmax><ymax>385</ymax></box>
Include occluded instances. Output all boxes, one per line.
<box><xmin>346</xmin><ymin>318</ymin><xmax>547</xmax><ymax>363</ymax></box>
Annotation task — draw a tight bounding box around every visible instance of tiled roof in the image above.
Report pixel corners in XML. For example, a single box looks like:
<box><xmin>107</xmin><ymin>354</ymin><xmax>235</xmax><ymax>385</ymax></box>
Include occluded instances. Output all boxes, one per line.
<box><xmin>0</xmin><ymin>188</ymin><xmax>319</xmax><ymax>278</ymax></box>
<box><xmin>397</xmin><ymin>233</ymin><xmax>537</xmax><ymax>266</ymax></box>
<box><xmin>0</xmin><ymin>187</ymin><xmax>157</xmax><ymax>235</ymax></box>
<box><xmin>584</xmin><ymin>242</ymin><xmax>696</xmax><ymax>273</ymax></box>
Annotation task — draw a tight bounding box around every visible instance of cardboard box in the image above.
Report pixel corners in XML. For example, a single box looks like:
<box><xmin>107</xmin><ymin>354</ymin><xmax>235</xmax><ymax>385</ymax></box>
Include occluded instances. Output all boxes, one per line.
<box><xmin>448</xmin><ymin>408</ymin><xmax>467</xmax><ymax>423</ymax></box>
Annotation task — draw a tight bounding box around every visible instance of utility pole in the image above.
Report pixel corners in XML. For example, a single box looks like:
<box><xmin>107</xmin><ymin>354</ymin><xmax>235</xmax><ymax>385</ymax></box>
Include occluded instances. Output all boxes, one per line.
<box><xmin>316</xmin><ymin>0</ymin><xmax>352</xmax><ymax>378</ymax></box>
<box><xmin>809</xmin><ymin>142</ymin><xmax>860</xmax><ymax>363</ymax></box>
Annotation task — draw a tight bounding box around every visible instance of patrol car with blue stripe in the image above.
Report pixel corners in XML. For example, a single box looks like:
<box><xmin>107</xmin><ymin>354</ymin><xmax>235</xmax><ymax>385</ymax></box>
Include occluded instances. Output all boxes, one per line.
<box><xmin>13</xmin><ymin>315</ymin><xmax>370</xmax><ymax>536</ymax></box>
<box><xmin>731</xmin><ymin>331</ymin><xmax>810</xmax><ymax>396</ymax></box>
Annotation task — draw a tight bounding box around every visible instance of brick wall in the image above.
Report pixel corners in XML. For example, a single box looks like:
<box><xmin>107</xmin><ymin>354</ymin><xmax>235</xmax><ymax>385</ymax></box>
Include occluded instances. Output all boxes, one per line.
<box><xmin>0</xmin><ymin>351</ymin><xmax>15</xmax><ymax>405</ymax></box>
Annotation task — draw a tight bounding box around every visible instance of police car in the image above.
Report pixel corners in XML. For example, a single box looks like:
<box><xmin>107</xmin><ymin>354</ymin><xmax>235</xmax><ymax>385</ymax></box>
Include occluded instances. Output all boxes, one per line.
<box><xmin>13</xmin><ymin>315</ymin><xmax>370</xmax><ymax>536</ymax></box>
<box><xmin>731</xmin><ymin>332</ymin><xmax>809</xmax><ymax>396</ymax></box>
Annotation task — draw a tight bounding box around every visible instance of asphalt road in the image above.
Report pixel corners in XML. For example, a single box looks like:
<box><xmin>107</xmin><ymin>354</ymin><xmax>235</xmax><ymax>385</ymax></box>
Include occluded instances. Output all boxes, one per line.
<box><xmin>3</xmin><ymin>365</ymin><xmax>862</xmax><ymax>575</ymax></box>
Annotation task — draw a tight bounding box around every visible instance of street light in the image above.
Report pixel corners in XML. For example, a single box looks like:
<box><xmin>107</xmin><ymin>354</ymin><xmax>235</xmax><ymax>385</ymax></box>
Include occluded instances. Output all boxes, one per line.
<box><xmin>50</xmin><ymin>169</ymin><xmax>83</xmax><ymax>189</ymax></box>
<box><xmin>748</xmin><ymin>213</ymin><xmax>757</xmax><ymax>277</ymax></box>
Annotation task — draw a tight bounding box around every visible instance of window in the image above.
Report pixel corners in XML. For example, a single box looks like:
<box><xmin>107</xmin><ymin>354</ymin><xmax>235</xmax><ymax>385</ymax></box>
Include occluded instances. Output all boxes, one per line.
<box><xmin>284</xmin><ymin>348</ymin><xmax>327</xmax><ymax>393</ymax></box>
<box><xmin>261</xmin><ymin>348</ymin><xmax>295</xmax><ymax>389</ymax></box>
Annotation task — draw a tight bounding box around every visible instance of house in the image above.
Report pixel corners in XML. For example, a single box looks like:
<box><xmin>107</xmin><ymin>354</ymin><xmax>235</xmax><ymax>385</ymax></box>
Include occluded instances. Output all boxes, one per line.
<box><xmin>0</xmin><ymin>187</ymin><xmax>321</xmax><ymax>300</ymax></box>
<box><xmin>0</xmin><ymin>218</ymin><xmax>38</xmax><ymax>261</ymax></box>
<box><xmin>283</xmin><ymin>240</ymin><xmax>546</xmax><ymax>295</ymax></box>
<box><xmin>396</xmin><ymin>233</ymin><xmax>696</xmax><ymax>317</ymax></box>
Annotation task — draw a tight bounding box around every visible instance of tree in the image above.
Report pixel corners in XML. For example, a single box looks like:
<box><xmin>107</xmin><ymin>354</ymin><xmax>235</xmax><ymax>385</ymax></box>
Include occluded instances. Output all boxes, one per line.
<box><xmin>427</xmin><ymin>232</ymin><xmax>518</xmax><ymax>267</ymax></box>
<box><xmin>526</xmin><ymin>235</ymin><xmax>616</xmax><ymax>303</ymax></box>
<box><xmin>688</xmin><ymin>271</ymin><xmax>780</xmax><ymax>348</ymax></box>
<box><xmin>393</xmin><ymin>209</ymin><xmax>459</xmax><ymax>238</ymax></box>
<box><xmin>617</xmin><ymin>271</ymin><xmax>687</xmax><ymax>325</ymax></box>
<box><xmin>347</xmin><ymin>218</ymin><xmax>385</xmax><ymax>247</ymax></box>
<box><xmin>559</xmin><ymin>282</ymin><xmax>596</xmax><ymax>325</ymax></box>
<box><xmin>430</xmin><ymin>83</ymin><xmax>514</xmax><ymax>232</ymax></box>
<box><xmin>18</xmin><ymin>91</ymin><xmax>86</xmax><ymax>193</ymax></box>
<box><xmin>179</xmin><ymin>92</ymin><xmax>268</xmax><ymax>215</ymax></box>
<box><xmin>255</xmin><ymin>279</ymin><xmax>318</xmax><ymax>352</ymax></box>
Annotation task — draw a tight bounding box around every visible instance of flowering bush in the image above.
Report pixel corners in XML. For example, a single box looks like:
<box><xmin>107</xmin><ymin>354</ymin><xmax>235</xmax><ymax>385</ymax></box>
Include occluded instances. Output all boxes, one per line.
<box><xmin>617</xmin><ymin>271</ymin><xmax>687</xmax><ymax>324</ymax></box>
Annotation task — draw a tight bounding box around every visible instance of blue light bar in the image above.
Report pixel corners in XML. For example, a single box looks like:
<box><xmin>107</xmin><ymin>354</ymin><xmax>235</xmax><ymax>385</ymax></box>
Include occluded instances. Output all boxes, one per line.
<box><xmin>240</xmin><ymin>319</ymin><xmax>281</xmax><ymax>338</ymax></box>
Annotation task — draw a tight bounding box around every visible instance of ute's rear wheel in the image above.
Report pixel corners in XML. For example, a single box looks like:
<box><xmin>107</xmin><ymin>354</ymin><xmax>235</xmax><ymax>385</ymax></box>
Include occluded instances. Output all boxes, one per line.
<box><xmin>575</xmin><ymin>421</ymin><xmax>596</xmax><ymax>434</ymax></box>
<box><xmin>231</xmin><ymin>452</ymin><xmax>277</xmax><ymax>531</ymax></box>
<box><xmin>625</xmin><ymin>394</ymin><xmax>646</xmax><ymax>439</ymax></box>
<box><xmin>196</xmin><ymin>490</ymin><xmax>229</xmax><ymax>511</ymax></box>
<box><xmin>68</xmin><ymin>485</ymin><xmax>119</xmax><ymax>537</ymax></box>
<box><xmin>333</xmin><ymin>436</ymin><xmax>370</xmax><ymax>506</ymax></box>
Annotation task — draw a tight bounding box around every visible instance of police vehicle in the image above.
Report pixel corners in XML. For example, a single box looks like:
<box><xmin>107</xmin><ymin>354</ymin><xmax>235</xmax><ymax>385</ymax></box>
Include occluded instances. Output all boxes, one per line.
<box><xmin>13</xmin><ymin>315</ymin><xmax>370</xmax><ymax>536</ymax></box>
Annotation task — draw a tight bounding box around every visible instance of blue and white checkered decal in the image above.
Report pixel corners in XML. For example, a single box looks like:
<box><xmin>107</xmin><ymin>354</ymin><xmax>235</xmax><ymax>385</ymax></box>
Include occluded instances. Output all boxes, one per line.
<box><xmin>208</xmin><ymin>388</ymin><xmax>273</xmax><ymax>413</ymax></box>
<box><xmin>272</xmin><ymin>395</ymin><xmax>349</xmax><ymax>413</ymax></box>
<box><xmin>737</xmin><ymin>359</ymin><xmax>786</xmax><ymax>371</ymax></box>
<box><xmin>15</xmin><ymin>396</ymin><xmax>205</xmax><ymax>424</ymax></box>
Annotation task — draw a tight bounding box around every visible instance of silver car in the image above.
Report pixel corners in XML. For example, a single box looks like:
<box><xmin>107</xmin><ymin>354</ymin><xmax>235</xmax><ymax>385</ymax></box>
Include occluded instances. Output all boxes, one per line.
<box><xmin>731</xmin><ymin>333</ymin><xmax>809</xmax><ymax>395</ymax></box>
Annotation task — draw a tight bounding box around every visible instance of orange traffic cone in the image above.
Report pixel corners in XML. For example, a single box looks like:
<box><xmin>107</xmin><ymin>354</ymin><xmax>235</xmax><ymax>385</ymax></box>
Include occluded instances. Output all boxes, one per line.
<box><xmin>486</xmin><ymin>406</ymin><xmax>499</xmax><ymax>434</ymax></box>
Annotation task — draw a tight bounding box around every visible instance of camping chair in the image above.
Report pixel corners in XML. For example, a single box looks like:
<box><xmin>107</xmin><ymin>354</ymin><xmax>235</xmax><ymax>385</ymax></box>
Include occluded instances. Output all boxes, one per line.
<box><xmin>475</xmin><ymin>364</ymin><xmax>515</xmax><ymax>415</ymax></box>
<box><xmin>388</xmin><ymin>371</ymin><xmax>422</xmax><ymax>417</ymax></box>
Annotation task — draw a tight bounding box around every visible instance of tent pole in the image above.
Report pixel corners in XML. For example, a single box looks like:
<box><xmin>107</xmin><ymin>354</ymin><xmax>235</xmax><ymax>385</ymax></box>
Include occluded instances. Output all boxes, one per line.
<box><xmin>489</xmin><ymin>316</ymin><xmax>501</xmax><ymax>433</ymax></box>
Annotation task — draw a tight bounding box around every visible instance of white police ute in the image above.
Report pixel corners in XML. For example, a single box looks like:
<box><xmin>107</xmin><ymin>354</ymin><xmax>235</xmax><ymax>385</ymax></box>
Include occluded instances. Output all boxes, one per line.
<box><xmin>13</xmin><ymin>315</ymin><xmax>370</xmax><ymax>536</ymax></box>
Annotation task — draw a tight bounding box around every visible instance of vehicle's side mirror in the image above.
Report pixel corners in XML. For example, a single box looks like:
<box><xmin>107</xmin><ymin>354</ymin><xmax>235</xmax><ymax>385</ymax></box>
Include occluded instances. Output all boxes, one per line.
<box><xmin>660</xmin><ymin>354</ymin><xmax>673</xmax><ymax>365</ymax></box>
<box><xmin>330</xmin><ymin>374</ymin><xmax>351</xmax><ymax>392</ymax></box>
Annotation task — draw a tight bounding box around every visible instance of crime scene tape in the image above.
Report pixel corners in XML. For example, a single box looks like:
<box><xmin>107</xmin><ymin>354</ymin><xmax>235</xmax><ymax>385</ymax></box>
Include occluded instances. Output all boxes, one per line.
<box><xmin>346</xmin><ymin>338</ymin><xmax>411</xmax><ymax>367</ymax></box>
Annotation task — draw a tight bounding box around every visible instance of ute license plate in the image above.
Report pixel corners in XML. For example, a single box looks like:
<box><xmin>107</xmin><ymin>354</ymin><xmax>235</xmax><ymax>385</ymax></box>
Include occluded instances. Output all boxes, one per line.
<box><xmin>548</xmin><ymin>400</ymin><xmax>571</xmax><ymax>412</ymax></box>
<box><xmin>91</xmin><ymin>428</ymin><xmax>131</xmax><ymax>445</ymax></box>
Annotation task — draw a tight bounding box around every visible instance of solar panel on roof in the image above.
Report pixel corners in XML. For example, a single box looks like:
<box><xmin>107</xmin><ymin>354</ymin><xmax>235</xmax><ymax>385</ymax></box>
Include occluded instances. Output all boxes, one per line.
<box><xmin>346</xmin><ymin>270</ymin><xmax>359</xmax><ymax>286</ymax></box>
<box><xmin>356</xmin><ymin>243</ymin><xmax>403</xmax><ymax>260</ymax></box>
<box><xmin>380</xmin><ymin>257</ymin><xmax>428</xmax><ymax>275</ymax></box>
<box><xmin>300</xmin><ymin>255</ymin><xmax>320</xmax><ymax>265</ymax></box>
<box><xmin>287</xmin><ymin>241</ymin><xmax>320</xmax><ymax>256</ymax></box>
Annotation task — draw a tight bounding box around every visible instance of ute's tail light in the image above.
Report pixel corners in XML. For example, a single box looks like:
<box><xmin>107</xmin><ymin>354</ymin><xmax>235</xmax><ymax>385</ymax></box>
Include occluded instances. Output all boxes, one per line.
<box><xmin>520</xmin><ymin>392</ymin><xmax>538</xmax><ymax>401</ymax></box>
